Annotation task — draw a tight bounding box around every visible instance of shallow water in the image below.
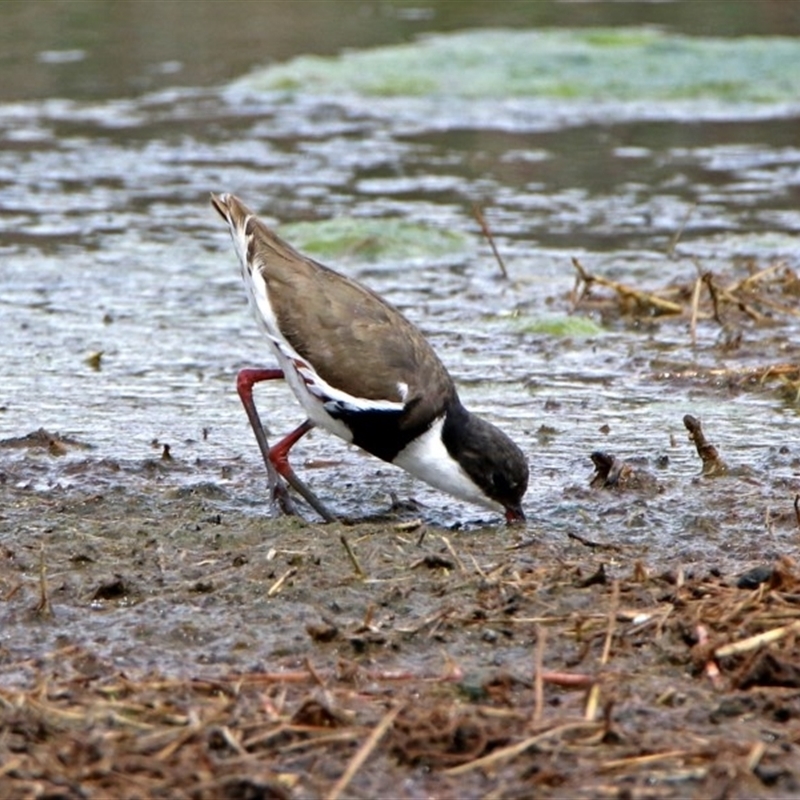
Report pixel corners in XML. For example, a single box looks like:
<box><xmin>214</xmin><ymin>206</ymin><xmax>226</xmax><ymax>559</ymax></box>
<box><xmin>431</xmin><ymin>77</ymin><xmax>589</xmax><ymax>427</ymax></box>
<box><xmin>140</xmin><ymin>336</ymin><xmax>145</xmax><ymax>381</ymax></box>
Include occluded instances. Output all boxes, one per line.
<box><xmin>1</xmin><ymin>2</ymin><xmax>799</xmax><ymax>548</ymax></box>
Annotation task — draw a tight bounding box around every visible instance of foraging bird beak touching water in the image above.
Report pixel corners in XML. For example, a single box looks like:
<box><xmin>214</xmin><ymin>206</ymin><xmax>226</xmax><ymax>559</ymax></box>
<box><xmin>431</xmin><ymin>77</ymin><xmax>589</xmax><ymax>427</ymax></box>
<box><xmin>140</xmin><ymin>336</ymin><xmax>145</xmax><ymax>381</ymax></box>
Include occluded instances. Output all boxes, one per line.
<box><xmin>211</xmin><ymin>193</ymin><xmax>529</xmax><ymax>525</ymax></box>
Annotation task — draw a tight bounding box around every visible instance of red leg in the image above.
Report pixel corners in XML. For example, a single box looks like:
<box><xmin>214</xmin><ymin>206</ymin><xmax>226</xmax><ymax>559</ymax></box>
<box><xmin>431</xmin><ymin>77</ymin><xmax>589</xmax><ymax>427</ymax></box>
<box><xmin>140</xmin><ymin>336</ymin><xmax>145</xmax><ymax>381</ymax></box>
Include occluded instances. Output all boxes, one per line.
<box><xmin>236</xmin><ymin>369</ymin><xmax>338</xmax><ymax>522</ymax></box>
<box><xmin>268</xmin><ymin>419</ymin><xmax>337</xmax><ymax>522</ymax></box>
<box><xmin>237</xmin><ymin>369</ymin><xmax>294</xmax><ymax>513</ymax></box>
<box><xmin>269</xmin><ymin>419</ymin><xmax>315</xmax><ymax>473</ymax></box>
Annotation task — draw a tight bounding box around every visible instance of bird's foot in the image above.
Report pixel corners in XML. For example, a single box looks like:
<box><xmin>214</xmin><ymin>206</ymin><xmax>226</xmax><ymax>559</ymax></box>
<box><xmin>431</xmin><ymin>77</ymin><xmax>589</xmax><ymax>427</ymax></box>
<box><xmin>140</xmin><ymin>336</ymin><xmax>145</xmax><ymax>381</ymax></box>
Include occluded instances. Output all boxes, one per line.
<box><xmin>269</xmin><ymin>474</ymin><xmax>340</xmax><ymax>524</ymax></box>
<box><xmin>270</xmin><ymin>478</ymin><xmax>302</xmax><ymax>517</ymax></box>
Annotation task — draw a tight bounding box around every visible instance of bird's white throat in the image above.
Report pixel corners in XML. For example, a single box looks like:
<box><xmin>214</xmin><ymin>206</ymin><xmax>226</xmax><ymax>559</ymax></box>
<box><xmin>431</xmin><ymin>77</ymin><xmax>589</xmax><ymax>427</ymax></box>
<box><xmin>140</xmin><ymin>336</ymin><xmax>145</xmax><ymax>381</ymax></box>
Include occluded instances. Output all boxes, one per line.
<box><xmin>393</xmin><ymin>416</ymin><xmax>502</xmax><ymax>512</ymax></box>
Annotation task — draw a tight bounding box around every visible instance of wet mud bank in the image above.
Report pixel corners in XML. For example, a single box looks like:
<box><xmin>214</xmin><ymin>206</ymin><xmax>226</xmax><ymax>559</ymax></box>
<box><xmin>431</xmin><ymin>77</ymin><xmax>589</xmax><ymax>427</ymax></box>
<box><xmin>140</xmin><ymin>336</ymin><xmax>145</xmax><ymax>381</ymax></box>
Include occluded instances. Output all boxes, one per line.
<box><xmin>1</xmin><ymin>431</ymin><xmax>799</xmax><ymax>798</ymax></box>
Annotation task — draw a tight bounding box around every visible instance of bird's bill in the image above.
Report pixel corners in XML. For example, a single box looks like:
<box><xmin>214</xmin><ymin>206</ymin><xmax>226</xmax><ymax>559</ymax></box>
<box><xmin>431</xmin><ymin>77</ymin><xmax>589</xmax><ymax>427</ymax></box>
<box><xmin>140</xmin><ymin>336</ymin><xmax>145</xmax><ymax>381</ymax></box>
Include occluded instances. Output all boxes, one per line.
<box><xmin>505</xmin><ymin>504</ymin><xmax>526</xmax><ymax>525</ymax></box>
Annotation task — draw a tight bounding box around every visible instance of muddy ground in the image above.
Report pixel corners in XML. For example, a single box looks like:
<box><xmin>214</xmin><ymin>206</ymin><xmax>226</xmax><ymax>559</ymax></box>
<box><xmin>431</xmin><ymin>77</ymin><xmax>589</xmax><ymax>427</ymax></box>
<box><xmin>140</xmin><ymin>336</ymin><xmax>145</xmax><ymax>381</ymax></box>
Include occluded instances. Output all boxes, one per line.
<box><xmin>2</xmin><ymin>429</ymin><xmax>800</xmax><ymax>800</ymax></box>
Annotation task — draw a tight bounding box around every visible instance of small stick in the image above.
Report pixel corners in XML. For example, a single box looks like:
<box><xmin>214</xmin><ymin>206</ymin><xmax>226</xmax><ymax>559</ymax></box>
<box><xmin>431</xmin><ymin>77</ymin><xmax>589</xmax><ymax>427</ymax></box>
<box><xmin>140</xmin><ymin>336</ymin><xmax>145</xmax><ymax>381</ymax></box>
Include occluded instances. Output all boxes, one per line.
<box><xmin>473</xmin><ymin>204</ymin><xmax>508</xmax><ymax>279</ymax></box>
<box><xmin>689</xmin><ymin>274</ymin><xmax>702</xmax><ymax>347</ymax></box>
<box><xmin>701</xmin><ymin>270</ymin><xmax>722</xmax><ymax>324</ymax></box>
<box><xmin>696</xmin><ymin>624</ymin><xmax>723</xmax><ymax>688</ymax></box>
<box><xmin>586</xmin><ymin>580</ymin><xmax>619</xmax><ymax>721</ymax></box>
<box><xmin>746</xmin><ymin>741</ymin><xmax>767</xmax><ymax>772</ymax></box>
<box><xmin>663</xmin><ymin>363</ymin><xmax>798</xmax><ymax>383</ymax></box>
<box><xmin>445</xmin><ymin>720</ymin><xmax>601</xmax><ymax>776</ymax></box>
<box><xmin>533</xmin><ymin>624</ymin><xmax>546</xmax><ymax>725</ymax></box>
<box><xmin>394</xmin><ymin>519</ymin><xmax>424</xmax><ymax>533</ymax></box>
<box><xmin>683</xmin><ymin>415</ymin><xmax>729</xmax><ymax>476</ymax></box>
<box><xmin>666</xmin><ymin>202</ymin><xmax>697</xmax><ymax>258</ymax></box>
<box><xmin>675</xmin><ymin>567</ymin><xmax>685</xmax><ymax>590</ymax></box>
<box><xmin>0</xmin><ymin>757</ymin><xmax>24</xmax><ymax>779</ymax></box>
<box><xmin>541</xmin><ymin>671</ymin><xmax>595</xmax><ymax>689</ymax></box>
<box><xmin>440</xmin><ymin>651</ymin><xmax>464</xmax><ymax>682</ymax></box>
<box><xmin>266</xmin><ymin>567</ymin><xmax>297</xmax><ymax>597</ymax></box>
<box><xmin>700</xmin><ymin>266</ymin><xmax>767</xmax><ymax>323</ymax></box>
<box><xmin>600</xmin><ymin>580</ymin><xmax>620</xmax><ymax>665</ymax></box>
<box><xmin>725</xmin><ymin>261</ymin><xmax>784</xmax><ymax>293</ymax></box>
<box><xmin>567</xmin><ymin>528</ymin><xmax>621</xmax><ymax>551</ymax></box>
<box><xmin>474</xmin><ymin>613</ymin><xmax>604</xmax><ymax>625</ymax></box>
<box><xmin>794</xmin><ymin>495</ymin><xmax>800</xmax><ymax>530</ymax></box>
<box><xmin>340</xmin><ymin>534</ymin><xmax>365</xmax><ymax>578</ymax></box>
<box><xmin>277</xmin><ymin>729</ymin><xmax>362</xmax><ymax>754</ymax></box>
<box><xmin>326</xmin><ymin>704</ymin><xmax>401</xmax><ymax>800</ymax></box>
<box><xmin>155</xmin><ymin>711</ymin><xmax>203</xmax><ymax>760</ymax></box>
<box><xmin>34</xmin><ymin>542</ymin><xmax>52</xmax><ymax>618</ymax></box>
<box><xmin>3</xmin><ymin>582</ymin><xmax>22</xmax><ymax>601</ymax></box>
<box><xmin>394</xmin><ymin>607</ymin><xmax>452</xmax><ymax>636</ymax></box>
<box><xmin>440</xmin><ymin>535</ymin><xmax>467</xmax><ymax>573</ymax></box>
<box><xmin>212</xmin><ymin>725</ymin><xmax>247</xmax><ymax>756</ymax></box>
<box><xmin>738</xmin><ymin>291</ymin><xmax>800</xmax><ymax>319</ymax></box>
<box><xmin>361</xmin><ymin>603</ymin><xmax>375</xmax><ymax>630</ymax></box>
<box><xmin>601</xmin><ymin>749</ymin><xmax>694</xmax><ymax>771</ymax></box>
<box><xmin>572</xmin><ymin>258</ymin><xmax>684</xmax><ymax>315</ymax></box>
<box><xmin>469</xmin><ymin>554</ymin><xmax>488</xmax><ymax>580</ymax></box>
<box><xmin>715</xmin><ymin>619</ymin><xmax>800</xmax><ymax>658</ymax></box>
<box><xmin>304</xmin><ymin>657</ymin><xmax>327</xmax><ymax>687</ymax></box>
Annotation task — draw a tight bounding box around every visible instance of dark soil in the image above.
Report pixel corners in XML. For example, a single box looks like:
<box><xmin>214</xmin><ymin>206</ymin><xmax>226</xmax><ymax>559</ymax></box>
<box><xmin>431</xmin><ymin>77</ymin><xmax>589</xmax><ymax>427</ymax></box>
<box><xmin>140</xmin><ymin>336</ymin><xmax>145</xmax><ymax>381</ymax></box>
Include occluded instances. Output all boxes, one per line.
<box><xmin>2</xmin><ymin>445</ymin><xmax>800</xmax><ymax>800</ymax></box>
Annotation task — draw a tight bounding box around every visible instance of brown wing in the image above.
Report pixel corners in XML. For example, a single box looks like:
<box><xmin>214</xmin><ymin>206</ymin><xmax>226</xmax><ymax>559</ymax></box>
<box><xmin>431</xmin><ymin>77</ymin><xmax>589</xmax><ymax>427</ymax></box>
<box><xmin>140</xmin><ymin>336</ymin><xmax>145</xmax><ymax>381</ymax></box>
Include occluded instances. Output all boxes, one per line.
<box><xmin>246</xmin><ymin>211</ymin><xmax>457</xmax><ymax>430</ymax></box>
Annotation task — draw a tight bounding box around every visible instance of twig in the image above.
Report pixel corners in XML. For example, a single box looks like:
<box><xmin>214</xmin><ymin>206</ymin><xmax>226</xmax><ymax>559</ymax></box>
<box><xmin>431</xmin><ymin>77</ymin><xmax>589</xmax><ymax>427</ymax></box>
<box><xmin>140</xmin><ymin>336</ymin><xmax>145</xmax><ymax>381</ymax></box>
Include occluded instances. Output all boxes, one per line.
<box><xmin>683</xmin><ymin>415</ymin><xmax>729</xmax><ymax>476</ymax></box>
<box><xmin>746</xmin><ymin>741</ymin><xmax>767</xmax><ymax>772</ymax></box>
<box><xmin>601</xmin><ymin>749</ymin><xmax>695</xmax><ymax>772</ymax></box>
<box><xmin>701</xmin><ymin>267</ymin><xmax>767</xmax><ymax>323</ymax></box>
<box><xmin>473</xmin><ymin>204</ymin><xmax>508</xmax><ymax>279</ymax></box>
<box><xmin>211</xmin><ymin>725</ymin><xmax>247</xmax><ymax>756</ymax></box>
<box><xmin>689</xmin><ymin>274</ymin><xmax>702</xmax><ymax>347</ymax></box>
<box><xmin>566</xmin><ymin>530</ymin><xmax>619</xmax><ymax>550</ymax></box>
<box><xmin>304</xmin><ymin>657</ymin><xmax>327</xmax><ymax>687</ymax></box>
<box><xmin>222</xmin><ymin>670</ymin><xmax>318</xmax><ymax>685</ymax></box>
<box><xmin>267</xmin><ymin>567</ymin><xmax>298</xmax><ymax>597</ymax></box>
<box><xmin>395</xmin><ymin>607</ymin><xmax>453</xmax><ymax>636</ymax></box>
<box><xmin>572</xmin><ymin>258</ymin><xmax>684</xmax><ymax>315</ymax></box>
<box><xmin>468</xmin><ymin>553</ymin><xmax>488</xmax><ymax>580</ymax></box>
<box><xmin>725</xmin><ymin>261</ymin><xmax>784</xmax><ymax>293</ymax></box>
<box><xmin>794</xmin><ymin>495</ymin><xmax>800</xmax><ymax>530</ymax></box>
<box><xmin>696</xmin><ymin>624</ymin><xmax>723</xmax><ymax>689</ymax></box>
<box><xmin>662</xmin><ymin>363</ymin><xmax>798</xmax><ymax>383</ymax></box>
<box><xmin>439</xmin><ymin>651</ymin><xmax>464</xmax><ymax>682</ymax></box>
<box><xmin>444</xmin><ymin>720</ymin><xmax>601</xmax><ymax>776</ymax></box>
<box><xmin>155</xmin><ymin>710</ymin><xmax>205</xmax><ymax>760</ymax></box>
<box><xmin>601</xmin><ymin>581</ymin><xmax>620</xmax><ymax>666</ymax></box>
<box><xmin>440</xmin><ymin>535</ymin><xmax>467</xmax><ymax>573</ymax></box>
<box><xmin>533</xmin><ymin>624</ymin><xmax>545</xmax><ymax>725</ymax></box>
<box><xmin>276</xmin><ymin>729</ymin><xmax>363</xmax><ymax>754</ymax></box>
<box><xmin>585</xmin><ymin>580</ymin><xmax>619</xmax><ymax>721</ymax></box>
<box><xmin>326</xmin><ymin>704</ymin><xmax>401</xmax><ymax>800</ymax></box>
<box><xmin>540</xmin><ymin>671</ymin><xmax>595</xmax><ymax>689</ymax></box>
<box><xmin>740</xmin><ymin>290</ymin><xmax>800</xmax><ymax>318</ymax></box>
<box><xmin>714</xmin><ymin>619</ymin><xmax>800</xmax><ymax>659</ymax></box>
<box><xmin>666</xmin><ymin>202</ymin><xmax>696</xmax><ymax>258</ymax></box>
<box><xmin>34</xmin><ymin>542</ymin><xmax>52</xmax><ymax>618</ymax></box>
<box><xmin>340</xmin><ymin>534</ymin><xmax>365</xmax><ymax>578</ymax></box>
<box><xmin>701</xmin><ymin>270</ymin><xmax>722</xmax><ymax>324</ymax></box>
<box><xmin>0</xmin><ymin>757</ymin><xmax>23</xmax><ymax>779</ymax></box>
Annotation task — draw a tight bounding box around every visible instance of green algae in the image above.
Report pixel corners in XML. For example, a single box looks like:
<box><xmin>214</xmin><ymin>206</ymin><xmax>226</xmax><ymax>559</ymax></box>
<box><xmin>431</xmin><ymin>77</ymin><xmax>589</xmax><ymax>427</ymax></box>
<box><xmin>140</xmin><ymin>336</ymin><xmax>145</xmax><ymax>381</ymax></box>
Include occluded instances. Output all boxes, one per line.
<box><xmin>233</xmin><ymin>27</ymin><xmax>800</xmax><ymax>104</ymax></box>
<box><xmin>516</xmin><ymin>315</ymin><xmax>605</xmax><ymax>337</ymax></box>
<box><xmin>279</xmin><ymin>217</ymin><xmax>471</xmax><ymax>262</ymax></box>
